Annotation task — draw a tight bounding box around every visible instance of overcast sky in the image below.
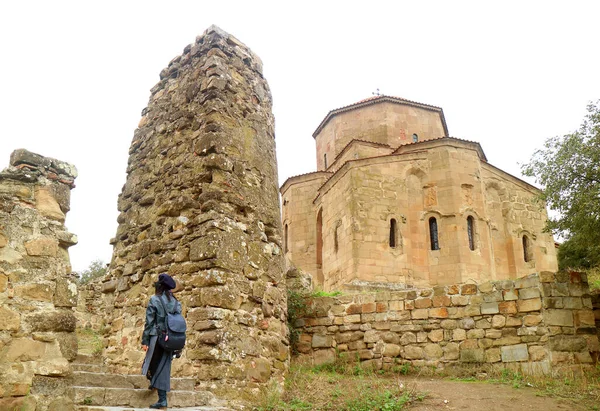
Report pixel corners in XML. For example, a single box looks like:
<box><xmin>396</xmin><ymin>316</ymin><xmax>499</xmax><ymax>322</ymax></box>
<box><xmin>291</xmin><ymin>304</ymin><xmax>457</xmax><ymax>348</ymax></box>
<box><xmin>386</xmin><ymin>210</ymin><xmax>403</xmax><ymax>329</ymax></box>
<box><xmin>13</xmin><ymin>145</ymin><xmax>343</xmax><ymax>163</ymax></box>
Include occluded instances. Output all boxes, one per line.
<box><xmin>1</xmin><ymin>1</ymin><xmax>598</xmax><ymax>273</ymax></box>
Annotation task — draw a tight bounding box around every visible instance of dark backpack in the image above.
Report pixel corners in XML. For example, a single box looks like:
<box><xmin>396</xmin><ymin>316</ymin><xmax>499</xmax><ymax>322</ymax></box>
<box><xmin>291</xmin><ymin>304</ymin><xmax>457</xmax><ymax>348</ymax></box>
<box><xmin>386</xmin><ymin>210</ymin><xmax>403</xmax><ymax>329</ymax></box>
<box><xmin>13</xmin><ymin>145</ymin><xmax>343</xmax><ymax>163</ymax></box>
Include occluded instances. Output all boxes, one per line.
<box><xmin>156</xmin><ymin>296</ymin><xmax>187</xmax><ymax>351</ymax></box>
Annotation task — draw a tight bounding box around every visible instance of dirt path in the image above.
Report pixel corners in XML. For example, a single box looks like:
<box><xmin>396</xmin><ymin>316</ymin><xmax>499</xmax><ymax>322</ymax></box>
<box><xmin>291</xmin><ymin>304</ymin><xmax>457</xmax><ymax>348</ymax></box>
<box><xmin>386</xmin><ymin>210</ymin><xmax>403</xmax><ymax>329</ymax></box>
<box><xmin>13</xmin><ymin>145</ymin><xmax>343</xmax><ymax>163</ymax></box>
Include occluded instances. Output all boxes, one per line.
<box><xmin>407</xmin><ymin>379</ymin><xmax>586</xmax><ymax>411</ymax></box>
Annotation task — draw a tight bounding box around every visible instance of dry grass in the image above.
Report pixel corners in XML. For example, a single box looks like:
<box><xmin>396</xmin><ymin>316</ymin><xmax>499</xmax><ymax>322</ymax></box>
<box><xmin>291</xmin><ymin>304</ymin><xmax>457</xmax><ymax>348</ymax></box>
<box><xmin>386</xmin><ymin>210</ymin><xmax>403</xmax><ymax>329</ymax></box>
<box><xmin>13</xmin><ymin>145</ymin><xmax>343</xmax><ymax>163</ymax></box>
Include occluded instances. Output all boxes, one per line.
<box><xmin>76</xmin><ymin>327</ymin><xmax>103</xmax><ymax>356</ymax></box>
<box><xmin>587</xmin><ymin>267</ymin><xmax>600</xmax><ymax>292</ymax></box>
<box><xmin>254</xmin><ymin>360</ymin><xmax>425</xmax><ymax>411</ymax></box>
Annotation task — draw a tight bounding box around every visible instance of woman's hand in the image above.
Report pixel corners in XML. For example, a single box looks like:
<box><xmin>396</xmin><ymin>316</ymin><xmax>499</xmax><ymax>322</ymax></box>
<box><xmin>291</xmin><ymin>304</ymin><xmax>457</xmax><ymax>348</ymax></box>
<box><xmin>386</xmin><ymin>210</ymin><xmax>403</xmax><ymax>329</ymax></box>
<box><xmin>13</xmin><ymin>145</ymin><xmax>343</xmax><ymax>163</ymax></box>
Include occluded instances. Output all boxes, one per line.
<box><xmin>142</xmin><ymin>345</ymin><xmax>148</xmax><ymax>352</ymax></box>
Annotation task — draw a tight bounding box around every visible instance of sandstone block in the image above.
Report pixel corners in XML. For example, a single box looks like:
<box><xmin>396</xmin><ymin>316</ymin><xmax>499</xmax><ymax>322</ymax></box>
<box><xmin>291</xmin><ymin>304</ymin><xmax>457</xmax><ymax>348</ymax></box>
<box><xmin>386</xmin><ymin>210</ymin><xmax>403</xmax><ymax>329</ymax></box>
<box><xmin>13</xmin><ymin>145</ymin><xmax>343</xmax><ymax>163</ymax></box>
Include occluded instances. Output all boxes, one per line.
<box><xmin>433</xmin><ymin>295</ymin><xmax>451</xmax><ymax>307</ymax></box>
<box><xmin>467</xmin><ymin>329</ymin><xmax>485</xmax><ymax>339</ymax></box>
<box><xmin>428</xmin><ymin>329</ymin><xmax>444</xmax><ymax>342</ymax></box>
<box><xmin>505</xmin><ymin>316</ymin><xmax>522</xmax><ymax>327</ymax></box>
<box><xmin>501</xmin><ymin>344</ymin><xmax>528</xmax><ymax>362</ymax></box>
<box><xmin>481</xmin><ymin>302</ymin><xmax>499</xmax><ymax>314</ymax></box>
<box><xmin>491</xmin><ymin>315</ymin><xmax>506</xmax><ymax>328</ymax></box>
<box><xmin>312</xmin><ymin>334</ymin><xmax>333</xmax><ymax>348</ymax></box>
<box><xmin>544</xmin><ymin>309</ymin><xmax>574</xmax><ymax>327</ymax></box>
<box><xmin>522</xmin><ymin>314</ymin><xmax>541</xmax><ymax>326</ymax></box>
<box><xmin>528</xmin><ymin>345</ymin><xmax>547</xmax><ymax>361</ymax></box>
<box><xmin>453</xmin><ymin>329</ymin><xmax>466</xmax><ymax>341</ymax></box>
<box><xmin>485</xmin><ymin>348</ymin><xmax>501</xmax><ymax>362</ymax></box>
<box><xmin>24</xmin><ymin>237</ymin><xmax>59</xmax><ymax>257</ymax></box>
<box><xmin>389</xmin><ymin>300</ymin><xmax>404</xmax><ymax>311</ymax></box>
<box><xmin>461</xmin><ymin>284</ymin><xmax>477</xmax><ymax>295</ymax></box>
<box><xmin>414</xmin><ymin>298</ymin><xmax>432</xmax><ymax>308</ymax></box>
<box><xmin>54</xmin><ymin>277</ymin><xmax>78</xmax><ymax>307</ymax></box>
<box><xmin>399</xmin><ymin>332</ymin><xmax>417</xmax><ymax>345</ymax></box>
<box><xmin>35</xmin><ymin>187</ymin><xmax>65</xmax><ymax>222</ymax></box>
<box><xmin>464</xmin><ymin>304</ymin><xmax>481</xmax><ymax>316</ymax></box>
<box><xmin>548</xmin><ymin>335</ymin><xmax>587</xmax><ymax>352</ymax></box>
<box><xmin>403</xmin><ymin>345</ymin><xmax>423</xmax><ymax>359</ymax></box>
<box><xmin>514</xmin><ymin>276</ymin><xmax>538</xmax><ymax>289</ymax></box>
<box><xmin>574</xmin><ymin>310</ymin><xmax>595</xmax><ymax>327</ymax></box>
<box><xmin>519</xmin><ymin>287</ymin><xmax>541</xmax><ymax>300</ymax></box>
<box><xmin>441</xmin><ymin>319</ymin><xmax>458</xmax><ymax>330</ymax></box>
<box><xmin>443</xmin><ymin>342</ymin><xmax>460</xmax><ymax>360</ymax></box>
<box><xmin>0</xmin><ymin>397</ymin><xmax>37</xmax><ymax>411</ymax></box>
<box><xmin>0</xmin><ymin>273</ymin><xmax>7</xmax><ymax>292</ymax></box>
<box><xmin>451</xmin><ymin>295</ymin><xmax>468</xmax><ymax>306</ymax></box>
<box><xmin>517</xmin><ymin>298</ymin><xmax>541</xmax><ymax>312</ymax></box>
<box><xmin>563</xmin><ymin>297</ymin><xmax>583</xmax><ymax>310</ymax></box>
<box><xmin>246</xmin><ymin>358</ymin><xmax>272</xmax><ymax>382</ymax></box>
<box><xmin>383</xmin><ymin>344</ymin><xmax>401</xmax><ymax>357</ymax></box>
<box><xmin>411</xmin><ymin>308</ymin><xmax>429</xmax><ymax>319</ymax></box>
<box><xmin>424</xmin><ymin>344</ymin><xmax>443</xmax><ymax>359</ymax></box>
<box><xmin>478</xmin><ymin>282</ymin><xmax>494</xmax><ymax>293</ymax></box>
<box><xmin>0</xmin><ymin>306</ymin><xmax>20</xmax><ymax>330</ymax></box>
<box><xmin>539</xmin><ymin>271</ymin><xmax>556</xmax><ymax>282</ymax></box>
<box><xmin>429</xmin><ymin>307</ymin><xmax>449</xmax><ymax>318</ymax></box>
<box><xmin>460</xmin><ymin>348</ymin><xmax>484</xmax><ymax>363</ymax></box>
<box><xmin>15</xmin><ymin>283</ymin><xmax>54</xmax><ymax>302</ymax></box>
<box><xmin>28</xmin><ymin>311</ymin><xmax>77</xmax><ymax>332</ymax></box>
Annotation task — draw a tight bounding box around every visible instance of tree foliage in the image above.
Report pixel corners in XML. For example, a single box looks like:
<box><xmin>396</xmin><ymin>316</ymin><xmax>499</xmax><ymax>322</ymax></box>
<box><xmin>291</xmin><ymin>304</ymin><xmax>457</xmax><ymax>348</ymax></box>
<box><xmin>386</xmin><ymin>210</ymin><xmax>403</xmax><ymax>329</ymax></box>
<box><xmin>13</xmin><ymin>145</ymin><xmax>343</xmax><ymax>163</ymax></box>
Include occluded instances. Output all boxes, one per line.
<box><xmin>79</xmin><ymin>259</ymin><xmax>107</xmax><ymax>284</ymax></box>
<box><xmin>522</xmin><ymin>100</ymin><xmax>600</xmax><ymax>269</ymax></box>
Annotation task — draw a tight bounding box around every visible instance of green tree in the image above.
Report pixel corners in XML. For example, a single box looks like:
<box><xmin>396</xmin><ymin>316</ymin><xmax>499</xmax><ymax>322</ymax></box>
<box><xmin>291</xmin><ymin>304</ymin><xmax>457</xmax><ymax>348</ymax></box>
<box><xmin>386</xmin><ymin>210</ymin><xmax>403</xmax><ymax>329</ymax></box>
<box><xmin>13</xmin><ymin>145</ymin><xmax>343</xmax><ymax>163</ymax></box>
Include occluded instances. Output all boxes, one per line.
<box><xmin>521</xmin><ymin>100</ymin><xmax>600</xmax><ymax>269</ymax></box>
<box><xmin>79</xmin><ymin>259</ymin><xmax>107</xmax><ymax>284</ymax></box>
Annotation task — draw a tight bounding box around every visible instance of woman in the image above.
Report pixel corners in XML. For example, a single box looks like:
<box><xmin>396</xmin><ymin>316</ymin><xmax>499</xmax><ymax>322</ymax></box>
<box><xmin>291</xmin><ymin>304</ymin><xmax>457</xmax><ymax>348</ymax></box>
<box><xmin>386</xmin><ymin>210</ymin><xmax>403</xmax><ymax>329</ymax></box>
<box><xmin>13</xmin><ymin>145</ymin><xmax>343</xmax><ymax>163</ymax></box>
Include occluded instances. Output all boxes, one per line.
<box><xmin>141</xmin><ymin>273</ymin><xmax>181</xmax><ymax>410</ymax></box>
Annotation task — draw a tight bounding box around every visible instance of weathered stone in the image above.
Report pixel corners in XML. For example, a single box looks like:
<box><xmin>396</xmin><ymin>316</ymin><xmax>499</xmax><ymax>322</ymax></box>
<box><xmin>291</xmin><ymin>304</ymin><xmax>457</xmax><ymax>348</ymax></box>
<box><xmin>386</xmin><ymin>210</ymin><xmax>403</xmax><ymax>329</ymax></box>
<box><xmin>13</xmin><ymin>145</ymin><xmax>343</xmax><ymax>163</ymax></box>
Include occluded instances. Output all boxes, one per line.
<box><xmin>461</xmin><ymin>284</ymin><xmax>477</xmax><ymax>295</ymax></box>
<box><xmin>548</xmin><ymin>335</ymin><xmax>587</xmax><ymax>352</ymax></box>
<box><xmin>517</xmin><ymin>298</ymin><xmax>542</xmax><ymax>312</ymax></box>
<box><xmin>403</xmin><ymin>345</ymin><xmax>423</xmax><ymax>359</ymax></box>
<box><xmin>491</xmin><ymin>315</ymin><xmax>506</xmax><ymax>328</ymax></box>
<box><xmin>501</xmin><ymin>344</ymin><xmax>529</xmax><ymax>362</ymax></box>
<box><xmin>460</xmin><ymin>348</ymin><xmax>484</xmax><ymax>362</ymax></box>
<box><xmin>312</xmin><ymin>334</ymin><xmax>333</xmax><ymax>348</ymax></box>
<box><xmin>15</xmin><ymin>283</ymin><xmax>54</xmax><ymax>302</ymax></box>
<box><xmin>423</xmin><ymin>343</ymin><xmax>443</xmax><ymax>359</ymax></box>
<box><xmin>544</xmin><ymin>309</ymin><xmax>574</xmax><ymax>327</ymax></box>
<box><xmin>0</xmin><ymin>306</ymin><xmax>21</xmax><ymax>330</ymax></box>
<box><xmin>383</xmin><ymin>344</ymin><xmax>401</xmax><ymax>357</ymax></box>
<box><xmin>485</xmin><ymin>348</ymin><xmax>501</xmax><ymax>362</ymax></box>
<box><xmin>24</xmin><ymin>237</ymin><xmax>59</xmax><ymax>257</ymax></box>
<box><xmin>528</xmin><ymin>345</ymin><xmax>547</xmax><ymax>361</ymax></box>
<box><xmin>481</xmin><ymin>302</ymin><xmax>499</xmax><ymax>314</ymax></box>
<box><xmin>28</xmin><ymin>311</ymin><xmax>77</xmax><ymax>332</ymax></box>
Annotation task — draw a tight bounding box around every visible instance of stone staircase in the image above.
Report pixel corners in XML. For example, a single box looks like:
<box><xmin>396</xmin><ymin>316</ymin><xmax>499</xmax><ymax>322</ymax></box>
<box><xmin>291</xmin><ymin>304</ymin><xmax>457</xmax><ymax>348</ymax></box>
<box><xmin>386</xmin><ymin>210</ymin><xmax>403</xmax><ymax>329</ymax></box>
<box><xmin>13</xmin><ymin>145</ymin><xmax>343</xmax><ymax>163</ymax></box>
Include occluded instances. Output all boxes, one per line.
<box><xmin>72</xmin><ymin>355</ymin><xmax>231</xmax><ymax>410</ymax></box>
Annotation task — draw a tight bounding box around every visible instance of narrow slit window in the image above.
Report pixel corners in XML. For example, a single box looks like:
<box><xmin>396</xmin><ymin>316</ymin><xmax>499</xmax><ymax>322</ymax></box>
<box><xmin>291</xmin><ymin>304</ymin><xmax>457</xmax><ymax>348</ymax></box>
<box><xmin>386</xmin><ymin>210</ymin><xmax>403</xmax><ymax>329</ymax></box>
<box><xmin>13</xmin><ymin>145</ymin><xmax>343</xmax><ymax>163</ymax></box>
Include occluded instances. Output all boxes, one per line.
<box><xmin>389</xmin><ymin>218</ymin><xmax>397</xmax><ymax>248</ymax></box>
<box><xmin>316</xmin><ymin>209</ymin><xmax>323</xmax><ymax>268</ymax></box>
<box><xmin>324</xmin><ymin>153</ymin><xmax>328</xmax><ymax>169</ymax></box>
<box><xmin>284</xmin><ymin>224</ymin><xmax>289</xmax><ymax>253</ymax></box>
<box><xmin>429</xmin><ymin>217</ymin><xmax>439</xmax><ymax>250</ymax></box>
<box><xmin>467</xmin><ymin>216</ymin><xmax>475</xmax><ymax>250</ymax></box>
<box><xmin>412</xmin><ymin>133</ymin><xmax>419</xmax><ymax>143</ymax></box>
<box><xmin>334</xmin><ymin>225</ymin><xmax>339</xmax><ymax>253</ymax></box>
<box><xmin>523</xmin><ymin>235</ymin><xmax>533</xmax><ymax>262</ymax></box>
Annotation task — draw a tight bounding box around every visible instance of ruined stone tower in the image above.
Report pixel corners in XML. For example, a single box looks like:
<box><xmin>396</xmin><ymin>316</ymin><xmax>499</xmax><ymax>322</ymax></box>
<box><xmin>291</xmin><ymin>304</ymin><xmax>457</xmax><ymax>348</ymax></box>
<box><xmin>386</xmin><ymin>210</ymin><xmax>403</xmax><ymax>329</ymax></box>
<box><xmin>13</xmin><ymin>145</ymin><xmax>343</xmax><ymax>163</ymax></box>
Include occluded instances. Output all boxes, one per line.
<box><xmin>101</xmin><ymin>26</ymin><xmax>288</xmax><ymax>401</ymax></box>
<box><xmin>0</xmin><ymin>150</ymin><xmax>79</xmax><ymax>411</ymax></box>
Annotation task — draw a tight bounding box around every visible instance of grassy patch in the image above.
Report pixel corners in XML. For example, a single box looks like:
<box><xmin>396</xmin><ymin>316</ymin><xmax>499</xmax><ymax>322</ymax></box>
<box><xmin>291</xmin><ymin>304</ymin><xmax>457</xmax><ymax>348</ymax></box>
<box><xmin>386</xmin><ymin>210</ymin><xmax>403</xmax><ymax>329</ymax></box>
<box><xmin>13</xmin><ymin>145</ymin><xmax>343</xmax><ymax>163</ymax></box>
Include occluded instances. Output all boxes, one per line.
<box><xmin>254</xmin><ymin>360</ymin><xmax>425</xmax><ymax>411</ymax></box>
<box><xmin>311</xmin><ymin>290</ymin><xmax>343</xmax><ymax>297</ymax></box>
<box><xmin>77</xmin><ymin>327</ymin><xmax>103</xmax><ymax>356</ymax></box>
<box><xmin>587</xmin><ymin>267</ymin><xmax>600</xmax><ymax>291</ymax></box>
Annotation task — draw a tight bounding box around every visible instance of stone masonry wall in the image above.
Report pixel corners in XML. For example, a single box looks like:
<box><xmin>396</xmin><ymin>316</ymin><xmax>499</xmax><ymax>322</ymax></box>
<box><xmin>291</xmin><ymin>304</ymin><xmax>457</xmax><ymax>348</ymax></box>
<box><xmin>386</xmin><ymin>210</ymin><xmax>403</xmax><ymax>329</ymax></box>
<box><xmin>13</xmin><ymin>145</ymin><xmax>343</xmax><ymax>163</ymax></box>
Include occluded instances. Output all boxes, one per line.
<box><xmin>100</xmin><ymin>26</ymin><xmax>288</xmax><ymax>402</ymax></box>
<box><xmin>0</xmin><ymin>149</ymin><xmax>78</xmax><ymax>411</ymax></box>
<box><xmin>294</xmin><ymin>271</ymin><xmax>598</xmax><ymax>375</ymax></box>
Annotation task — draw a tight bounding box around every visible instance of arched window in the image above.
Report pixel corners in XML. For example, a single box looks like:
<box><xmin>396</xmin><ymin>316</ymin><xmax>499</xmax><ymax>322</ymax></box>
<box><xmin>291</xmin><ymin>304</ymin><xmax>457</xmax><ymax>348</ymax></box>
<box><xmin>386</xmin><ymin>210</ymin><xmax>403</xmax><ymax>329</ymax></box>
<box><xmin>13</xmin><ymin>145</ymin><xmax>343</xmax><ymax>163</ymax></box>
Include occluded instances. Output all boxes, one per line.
<box><xmin>324</xmin><ymin>153</ymin><xmax>328</xmax><ymax>169</ymax></box>
<box><xmin>467</xmin><ymin>216</ymin><xmax>475</xmax><ymax>251</ymax></box>
<box><xmin>284</xmin><ymin>224</ymin><xmax>289</xmax><ymax>253</ymax></box>
<box><xmin>316</xmin><ymin>209</ymin><xmax>323</xmax><ymax>268</ymax></box>
<box><xmin>429</xmin><ymin>217</ymin><xmax>439</xmax><ymax>250</ymax></box>
<box><xmin>523</xmin><ymin>235</ymin><xmax>533</xmax><ymax>262</ymax></box>
<box><xmin>412</xmin><ymin>133</ymin><xmax>419</xmax><ymax>143</ymax></box>
<box><xmin>389</xmin><ymin>219</ymin><xmax>397</xmax><ymax>248</ymax></box>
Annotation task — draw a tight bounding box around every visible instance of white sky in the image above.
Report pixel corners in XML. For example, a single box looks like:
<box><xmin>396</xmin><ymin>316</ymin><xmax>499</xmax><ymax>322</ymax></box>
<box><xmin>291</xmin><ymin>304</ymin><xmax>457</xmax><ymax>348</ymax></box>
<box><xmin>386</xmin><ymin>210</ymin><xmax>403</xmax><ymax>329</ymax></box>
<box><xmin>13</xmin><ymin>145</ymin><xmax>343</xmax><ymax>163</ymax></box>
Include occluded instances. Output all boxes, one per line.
<box><xmin>1</xmin><ymin>1</ymin><xmax>598</xmax><ymax>272</ymax></box>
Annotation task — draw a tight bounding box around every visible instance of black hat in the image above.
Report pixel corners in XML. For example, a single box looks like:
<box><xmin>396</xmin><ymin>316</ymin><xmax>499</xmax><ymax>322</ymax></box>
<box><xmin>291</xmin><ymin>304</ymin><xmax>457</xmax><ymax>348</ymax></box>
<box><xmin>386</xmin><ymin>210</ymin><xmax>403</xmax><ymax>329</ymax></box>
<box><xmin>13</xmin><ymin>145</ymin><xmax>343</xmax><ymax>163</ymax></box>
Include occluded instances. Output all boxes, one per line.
<box><xmin>157</xmin><ymin>273</ymin><xmax>176</xmax><ymax>290</ymax></box>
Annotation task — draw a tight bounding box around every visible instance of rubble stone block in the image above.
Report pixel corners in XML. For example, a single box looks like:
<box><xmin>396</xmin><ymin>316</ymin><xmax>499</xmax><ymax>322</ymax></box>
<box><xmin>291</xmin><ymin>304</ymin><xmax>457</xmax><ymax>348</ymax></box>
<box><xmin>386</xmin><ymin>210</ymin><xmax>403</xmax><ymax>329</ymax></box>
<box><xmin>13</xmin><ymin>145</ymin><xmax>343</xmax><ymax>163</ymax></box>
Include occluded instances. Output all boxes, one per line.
<box><xmin>517</xmin><ymin>298</ymin><xmax>541</xmax><ymax>313</ymax></box>
<box><xmin>501</xmin><ymin>344</ymin><xmax>529</xmax><ymax>362</ymax></box>
<box><xmin>544</xmin><ymin>309</ymin><xmax>574</xmax><ymax>327</ymax></box>
<box><xmin>481</xmin><ymin>302</ymin><xmax>499</xmax><ymax>314</ymax></box>
<box><xmin>460</xmin><ymin>348</ymin><xmax>484</xmax><ymax>363</ymax></box>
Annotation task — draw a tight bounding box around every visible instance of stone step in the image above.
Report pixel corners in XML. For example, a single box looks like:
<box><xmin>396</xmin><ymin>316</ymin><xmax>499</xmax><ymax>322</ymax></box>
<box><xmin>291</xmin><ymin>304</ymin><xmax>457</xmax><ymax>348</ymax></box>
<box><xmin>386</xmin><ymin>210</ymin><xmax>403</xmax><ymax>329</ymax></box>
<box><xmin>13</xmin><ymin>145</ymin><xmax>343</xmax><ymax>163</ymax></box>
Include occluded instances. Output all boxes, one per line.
<box><xmin>72</xmin><ymin>363</ymin><xmax>109</xmax><ymax>373</ymax></box>
<box><xmin>75</xmin><ymin>354</ymin><xmax>105</xmax><ymax>364</ymax></box>
<box><xmin>74</xmin><ymin>387</ymin><xmax>215</xmax><ymax>408</ymax></box>
<box><xmin>73</xmin><ymin>372</ymin><xmax>195</xmax><ymax>391</ymax></box>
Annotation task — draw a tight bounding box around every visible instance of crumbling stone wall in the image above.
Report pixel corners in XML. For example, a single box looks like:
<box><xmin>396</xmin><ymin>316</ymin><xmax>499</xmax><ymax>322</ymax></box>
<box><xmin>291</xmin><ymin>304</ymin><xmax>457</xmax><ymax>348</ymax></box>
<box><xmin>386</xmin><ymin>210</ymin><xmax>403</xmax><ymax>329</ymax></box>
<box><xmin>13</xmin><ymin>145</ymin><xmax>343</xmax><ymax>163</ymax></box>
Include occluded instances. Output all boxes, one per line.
<box><xmin>294</xmin><ymin>271</ymin><xmax>598</xmax><ymax>375</ymax></box>
<box><xmin>101</xmin><ymin>26</ymin><xmax>288</xmax><ymax>401</ymax></box>
<box><xmin>0</xmin><ymin>149</ymin><xmax>78</xmax><ymax>411</ymax></box>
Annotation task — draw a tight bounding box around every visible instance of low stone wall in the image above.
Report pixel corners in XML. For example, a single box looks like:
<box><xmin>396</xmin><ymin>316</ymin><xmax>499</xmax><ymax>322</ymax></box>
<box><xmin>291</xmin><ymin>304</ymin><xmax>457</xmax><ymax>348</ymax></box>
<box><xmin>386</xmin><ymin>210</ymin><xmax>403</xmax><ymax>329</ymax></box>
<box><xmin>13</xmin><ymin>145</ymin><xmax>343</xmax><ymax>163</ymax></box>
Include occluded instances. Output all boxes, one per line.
<box><xmin>293</xmin><ymin>271</ymin><xmax>599</xmax><ymax>375</ymax></box>
<box><xmin>0</xmin><ymin>149</ymin><xmax>78</xmax><ymax>410</ymax></box>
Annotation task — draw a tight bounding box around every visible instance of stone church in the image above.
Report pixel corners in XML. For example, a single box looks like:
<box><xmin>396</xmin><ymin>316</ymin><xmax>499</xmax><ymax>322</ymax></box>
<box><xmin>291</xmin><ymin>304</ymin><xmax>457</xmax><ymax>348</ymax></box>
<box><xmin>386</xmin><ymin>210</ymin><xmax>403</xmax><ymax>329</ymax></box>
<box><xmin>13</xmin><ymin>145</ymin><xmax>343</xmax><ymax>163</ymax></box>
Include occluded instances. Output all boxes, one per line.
<box><xmin>281</xmin><ymin>95</ymin><xmax>558</xmax><ymax>291</ymax></box>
